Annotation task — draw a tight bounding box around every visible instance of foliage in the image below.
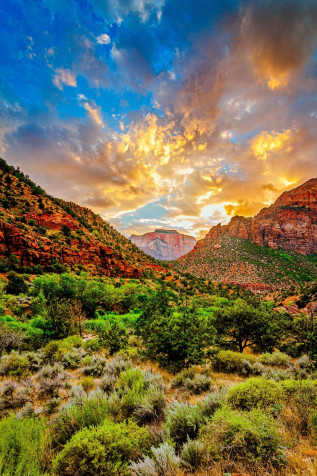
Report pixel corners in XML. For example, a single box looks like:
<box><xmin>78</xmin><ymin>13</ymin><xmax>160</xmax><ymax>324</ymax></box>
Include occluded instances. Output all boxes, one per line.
<box><xmin>181</xmin><ymin>438</ymin><xmax>204</xmax><ymax>471</ymax></box>
<box><xmin>0</xmin><ymin>415</ymin><xmax>46</xmax><ymax>476</ymax></box>
<box><xmin>212</xmin><ymin>350</ymin><xmax>257</xmax><ymax>374</ymax></box>
<box><xmin>136</xmin><ymin>288</ymin><xmax>214</xmax><ymax>370</ymax></box>
<box><xmin>51</xmin><ymin>390</ymin><xmax>109</xmax><ymax>447</ymax></box>
<box><xmin>164</xmin><ymin>402</ymin><xmax>204</xmax><ymax>447</ymax></box>
<box><xmin>0</xmin><ymin>351</ymin><xmax>30</xmax><ymax>377</ymax></box>
<box><xmin>259</xmin><ymin>351</ymin><xmax>292</xmax><ymax>367</ymax></box>
<box><xmin>213</xmin><ymin>299</ymin><xmax>282</xmax><ymax>352</ymax></box>
<box><xmin>52</xmin><ymin>419</ymin><xmax>150</xmax><ymax>475</ymax></box>
<box><xmin>5</xmin><ymin>273</ymin><xmax>28</xmax><ymax>296</ymax></box>
<box><xmin>227</xmin><ymin>377</ymin><xmax>285</xmax><ymax>411</ymax></box>
<box><xmin>201</xmin><ymin>407</ymin><xmax>286</xmax><ymax>467</ymax></box>
<box><xmin>130</xmin><ymin>443</ymin><xmax>181</xmax><ymax>476</ymax></box>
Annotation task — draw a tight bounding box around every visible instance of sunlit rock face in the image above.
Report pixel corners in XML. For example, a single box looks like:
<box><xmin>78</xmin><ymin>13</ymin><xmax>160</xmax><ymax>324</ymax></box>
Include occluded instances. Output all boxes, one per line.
<box><xmin>201</xmin><ymin>177</ymin><xmax>317</xmax><ymax>255</ymax></box>
<box><xmin>129</xmin><ymin>229</ymin><xmax>196</xmax><ymax>260</ymax></box>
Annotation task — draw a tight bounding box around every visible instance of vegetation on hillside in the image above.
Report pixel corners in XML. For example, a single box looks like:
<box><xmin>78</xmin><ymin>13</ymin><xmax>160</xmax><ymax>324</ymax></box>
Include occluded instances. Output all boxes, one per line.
<box><xmin>175</xmin><ymin>234</ymin><xmax>317</xmax><ymax>287</ymax></box>
<box><xmin>0</xmin><ymin>158</ymin><xmax>162</xmax><ymax>273</ymax></box>
<box><xmin>0</xmin><ymin>269</ymin><xmax>316</xmax><ymax>475</ymax></box>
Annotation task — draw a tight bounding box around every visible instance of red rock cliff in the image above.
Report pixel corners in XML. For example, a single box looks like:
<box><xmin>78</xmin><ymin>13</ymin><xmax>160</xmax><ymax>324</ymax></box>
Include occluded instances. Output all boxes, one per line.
<box><xmin>204</xmin><ymin>178</ymin><xmax>317</xmax><ymax>255</ymax></box>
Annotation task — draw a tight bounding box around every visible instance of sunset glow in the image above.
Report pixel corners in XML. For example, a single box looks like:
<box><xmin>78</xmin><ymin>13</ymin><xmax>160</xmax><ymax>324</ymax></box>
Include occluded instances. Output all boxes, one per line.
<box><xmin>1</xmin><ymin>0</ymin><xmax>316</xmax><ymax>238</ymax></box>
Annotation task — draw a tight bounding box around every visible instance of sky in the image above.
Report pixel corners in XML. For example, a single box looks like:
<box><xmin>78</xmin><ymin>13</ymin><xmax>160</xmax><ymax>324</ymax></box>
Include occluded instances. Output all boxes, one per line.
<box><xmin>0</xmin><ymin>0</ymin><xmax>317</xmax><ymax>239</ymax></box>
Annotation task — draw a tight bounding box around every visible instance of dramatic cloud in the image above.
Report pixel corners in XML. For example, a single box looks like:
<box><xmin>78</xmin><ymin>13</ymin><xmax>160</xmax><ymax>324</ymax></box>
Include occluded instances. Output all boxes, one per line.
<box><xmin>1</xmin><ymin>0</ymin><xmax>317</xmax><ymax>237</ymax></box>
<box><xmin>236</xmin><ymin>0</ymin><xmax>317</xmax><ymax>90</ymax></box>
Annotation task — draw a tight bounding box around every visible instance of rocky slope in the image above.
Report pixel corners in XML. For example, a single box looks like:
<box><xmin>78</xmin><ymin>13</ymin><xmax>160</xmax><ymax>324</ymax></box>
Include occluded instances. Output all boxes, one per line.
<box><xmin>175</xmin><ymin>178</ymin><xmax>317</xmax><ymax>286</ymax></box>
<box><xmin>0</xmin><ymin>158</ymin><xmax>163</xmax><ymax>277</ymax></box>
<box><xmin>205</xmin><ymin>178</ymin><xmax>317</xmax><ymax>255</ymax></box>
<box><xmin>129</xmin><ymin>229</ymin><xmax>196</xmax><ymax>260</ymax></box>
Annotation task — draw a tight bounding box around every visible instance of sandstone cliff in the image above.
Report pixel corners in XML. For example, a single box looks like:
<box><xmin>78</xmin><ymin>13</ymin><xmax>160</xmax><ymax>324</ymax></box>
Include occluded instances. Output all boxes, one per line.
<box><xmin>175</xmin><ymin>178</ymin><xmax>317</xmax><ymax>286</ymax></box>
<box><xmin>204</xmin><ymin>178</ymin><xmax>317</xmax><ymax>255</ymax></box>
<box><xmin>130</xmin><ymin>229</ymin><xmax>196</xmax><ymax>260</ymax></box>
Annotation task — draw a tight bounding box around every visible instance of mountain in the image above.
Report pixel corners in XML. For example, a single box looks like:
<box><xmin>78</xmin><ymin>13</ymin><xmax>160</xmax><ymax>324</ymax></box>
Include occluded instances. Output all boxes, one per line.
<box><xmin>175</xmin><ymin>178</ymin><xmax>317</xmax><ymax>287</ymax></box>
<box><xmin>0</xmin><ymin>158</ymin><xmax>162</xmax><ymax>277</ymax></box>
<box><xmin>129</xmin><ymin>229</ymin><xmax>196</xmax><ymax>260</ymax></box>
<box><xmin>205</xmin><ymin>178</ymin><xmax>317</xmax><ymax>255</ymax></box>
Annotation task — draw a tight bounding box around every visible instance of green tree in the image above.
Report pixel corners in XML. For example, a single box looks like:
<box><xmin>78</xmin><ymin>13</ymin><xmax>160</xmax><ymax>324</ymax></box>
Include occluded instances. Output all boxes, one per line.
<box><xmin>213</xmin><ymin>299</ymin><xmax>281</xmax><ymax>353</ymax></box>
<box><xmin>5</xmin><ymin>273</ymin><xmax>28</xmax><ymax>295</ymax></box>
<box><xmin>136</xmin><ymin>288</ymin><xmax>214</xmax><ymax>370</ymax></box>
<box><xmin>98</xmin><ymin>321</ymin><xmax>128</xmax><ymax>355</ymax></box>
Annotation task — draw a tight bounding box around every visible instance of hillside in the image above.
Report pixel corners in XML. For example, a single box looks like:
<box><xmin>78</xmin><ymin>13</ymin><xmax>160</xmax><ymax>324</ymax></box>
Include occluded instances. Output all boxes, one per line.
<box><xmin>129</xmin><ymin>229</ymin><xmax>196</xmax><ymax>260</ymax></box>
<box><xmin>205</xmin><ymin>178</ymin><xmax>317</xmax><ymax>255</ymax></box>
<box><xmin>175</xmin><ymin>178</ymin><xmax>317</xmax><ymax>287</ymax></box>
<box><xmin>0</xmin><ymin>158</ymin><xmax>162</xmax><ymax>277</ymax></box>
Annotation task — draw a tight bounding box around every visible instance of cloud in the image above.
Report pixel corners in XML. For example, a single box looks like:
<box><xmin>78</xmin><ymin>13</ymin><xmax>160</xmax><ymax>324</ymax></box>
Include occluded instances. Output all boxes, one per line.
<box><xmin>52</xmin><ymin>68</ymin><xmax>77</xmax><ymax>90</ymax></box>
<box><xmin>96</xmin><ymin>33</ymin><xmax>111</xmax><ymax>45</ymax></box>
<box><xmin>82</xmin><ymin>101</ymin><xmax>103</xmax><ymax>126</ymax></box>
<box><xmin>2</xmin><ymin>0</ymin><xmax>317</xmax><ymax>239</ymax></box>
<box><xmin>251</xmin><ymin>129</ymin><xmax>294</xmax><ymax>161</ymax></box>
<box><xmin>235</xmin><ymin>0</ymin><xmax>317</xmax><ymax>90</ymax></box>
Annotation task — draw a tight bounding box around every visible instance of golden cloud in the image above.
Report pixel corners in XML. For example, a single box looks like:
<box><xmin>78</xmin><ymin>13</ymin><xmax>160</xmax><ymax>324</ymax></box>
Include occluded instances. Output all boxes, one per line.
<box><xmin>251</xmin><ymin>129</ymin><xmax>294</xmax><ymax>161</ymax></box>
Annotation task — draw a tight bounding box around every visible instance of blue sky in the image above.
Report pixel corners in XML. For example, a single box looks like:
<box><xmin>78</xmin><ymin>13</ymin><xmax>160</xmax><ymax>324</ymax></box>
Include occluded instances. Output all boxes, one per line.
<box><xmin>1</xmin><ymin>0</ymin><xmax>317</xmax><ymax>238</ymax></box>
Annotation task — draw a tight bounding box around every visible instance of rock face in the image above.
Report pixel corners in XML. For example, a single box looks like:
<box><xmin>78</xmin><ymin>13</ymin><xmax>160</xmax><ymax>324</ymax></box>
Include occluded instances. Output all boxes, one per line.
<box><xmin>129</xmin><ymin>229</ymin><xmax>196</xmax><ymax>260</ymax></box>
<box><xmin>174</xmin><ymin>178</ymin><xmax>317</xmax><ymax>286</ymax></box>
<box><xmin>204</xmin><ymin>178</ymin><xmax>317</xmax><ymax>255</ymax></box>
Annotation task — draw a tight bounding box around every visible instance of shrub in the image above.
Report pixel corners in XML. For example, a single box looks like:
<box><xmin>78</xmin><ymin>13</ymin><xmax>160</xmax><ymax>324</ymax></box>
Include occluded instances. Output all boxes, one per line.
<box><xmin>52</xmin><ymin>419</ymin><xmax>150</xmax><ymax>475</ymax></box>
<box><xmin>310</xmin><ymin>411</ymin><xmax>317</xmax><ymax>439</ymax></box>
<box><xmin>80</xmin><ymin>376</ymin><xmax>95</xmax><ymax>393</ymax></box>
<box><xmin>0</xmin><ymin>324</ymin><xmax>24</xmax><ymax>353</ymax></box>
<box><xmin>99</xmin><ymin>374</ymin><xmax>116</xmax><ymax>393</ymax></box>
<box><xmin>294</xmin><ymin>355</ymin><xmax>314</xmax><ymax>378</ymax></box>
<box><xmin>130</xmin><ymin>443</ymin><xmax>181</xmax><ymax>476</ymax></box>
<box><xmin>25</xmin><ymin>351</ymin><xmax>43</xmax><ymax>372</ymax></box>
<box><xmin>105</xmin><ymin>354</ymin><xmax>131</xmax><ymax>378</ymax></box>
<box><xmin>37</xmin><ymin>364</ymin><xmax>67</xmax><ymax>396</ymax></box>
<box><xmin>296</xmin><ymin>355</ymin><xmax>314</xmax><ymax>371</ymax></box>
<box><xmin>181</xmin><ymin>438</ymin><xmax>204</xmax><ymax>471</ymax></box>
<box><xmin>97</xmin><ymin>321</ymin><xmax>129</xmax><ymax>355</ymax></box>
<box><xmin>213</xmin><ymin>350</ymin><xmax>257</xmax><ymax>375</ymax></box>
<box><xmin>200</xmin><ymin>388</ymin><xmax>227</xmax><ymax>418</ymax></box>
<box><xmin>83</xmin><ymin>355</ymin><xmax>107</xmax><ymax>376</ymax></box>
<box><xmin>264</xmin><ymin>367</ymin><xmax>292</xmax><ymax>381</ymax></box>
<box><xmin>281</xmin><ymin>380</ymin><xmax>317</xmax><ymax>433</ymax></box>
<box><xmin>0</xmin><ymin>381</ymin><xmax>32</xmax><ymax>415</ymax></box>
<box><xmin>0</xmin><ymin>351</ymin><xmax>30</xmax><ymax>377</ymax></box>
<box><xmin>109</xmin><ymin>367</ymin><xmax>166</xmax><ymax>423</ymax></box>
<box><xmin>171</xmin><ymin>368</ymin><xmax>195</xmax><ymax>388</ymax></box>
<box><xmin>201</xmin><ymin>407</ymin><xmax>286</xmax><ymax>468</ymax></box>
<box><xmin>61</xmin><ymin>347</ymin><xmax>85</xmax><ymax>369</ymax></box>
<box><xmin>0</xmin><ymin>415</ymin><xmax>46</xmax><ymax>476</ymax></box>
<box><xmin>51</xmin><ymin>390</ymin><xmax>109</xmax><ymax>447</ymax></box>
<box><xmin>228</xmin><ymin>378</ymin><xmax>284</xmax><ymax>411</ymax></box>
<box><xmin>184</xmin><ymin>373</ymin><xmax>212</xmax><ymax>394</ymax></box>
<box><xmin>172</xmin><ymin>369</ymin><xmax>212</xmax><ymax>394</ymax></box>
<box><xmin>82</xmin><ymin>338</ymin><xmax>100</xmax><ymax>352</ymax></box>
<box><xmin>44</xmin><ymin>397</ymin><xmax>61</xmax><ymax>415</ymax></box>
<box><xmin>5</xmin><ymin>274</ymin><xmax>28</xmax><ymax>295</ymax></box>
<box><xmin>164</xmin><ymin>402</ymin><xmax>204</xmax><ymax>448</ymax></box>
<box><xmin>259</xmin><ymin>351</ymin><xmax>292</xmax><ymax>367</ymax></box>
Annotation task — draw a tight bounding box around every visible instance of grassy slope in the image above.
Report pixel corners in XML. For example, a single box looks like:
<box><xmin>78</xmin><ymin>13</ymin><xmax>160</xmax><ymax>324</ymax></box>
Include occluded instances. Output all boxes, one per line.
<box><xmin>174</xmin><ymin>234</ymin><xmax>317</xmax><ymax>287</ymax></box>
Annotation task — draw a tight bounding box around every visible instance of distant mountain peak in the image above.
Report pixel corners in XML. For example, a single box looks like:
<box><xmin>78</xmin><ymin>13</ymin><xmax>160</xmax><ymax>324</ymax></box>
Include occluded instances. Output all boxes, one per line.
<box><xmin>154</xmin><ymin>229</ymin><xmax>179</xmax><ymax>234</ymax></box>
<box><xmin>130</xmin><ymin>229</ymin><xmax>196</xmax><ymax>260</ymax></box>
